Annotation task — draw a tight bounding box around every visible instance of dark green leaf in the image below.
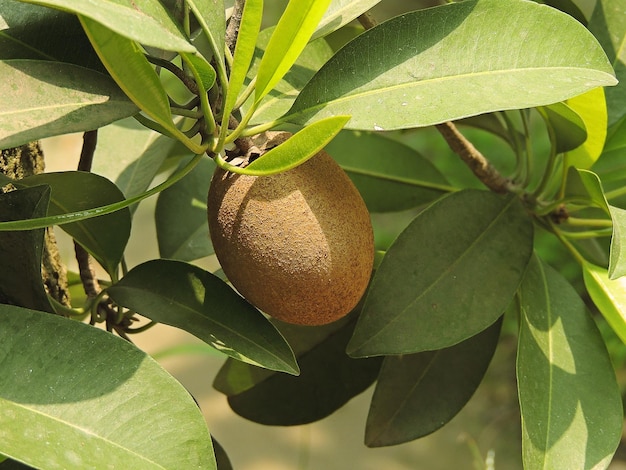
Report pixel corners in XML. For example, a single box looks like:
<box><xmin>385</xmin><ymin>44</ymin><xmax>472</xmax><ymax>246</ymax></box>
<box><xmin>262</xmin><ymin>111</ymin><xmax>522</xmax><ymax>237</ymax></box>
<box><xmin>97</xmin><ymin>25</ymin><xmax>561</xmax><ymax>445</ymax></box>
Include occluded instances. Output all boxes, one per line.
<box><xmin>156</xmin><ymin>156</ymin><xmax>215</xmax><ymax>261</ymax></box>
<box><xmin>539</xmin><ymin>102</ymin><xmax>587</xmax><ymax>154</ymax></box>
<box><xmin>0</xmin><ymin>186</ymin><xmax>53</xmax><ymax>313</ymax></box>
<box><xmin>219</xmin><ymin>314</ymin><xmax>382</xmax><ymax>425</ymax></box>
<box><xmin>0</xmin><ymin>60</ymin><xmax>137</xmax><ymax>148</ymax></box>
<box><xmin>0</xmin><ymin>305</ymin><xmax>215</xmax><ymax>469</ymax></box>
<box><xmin>540</xmin><ymin>0</ymin><xmax>588</xmax><ymax>24</ymax></box>
<box><xmin>107</xmin><ymin>259</ymin><xmax>299</xmax><ymax>375</ymax></box>
<box><xmin>365</xmin><ymin>317</ymin><xmax>502</xmax><ymax>447</ymax></box>
<box><xmin>564</xmin><ymin>167</ymin><xmax>609</xmax><ymax>211</ymax></box>
<box><xmin>589</xmin><ymin>0</ymin><xmax>626</xmax><ymax>125</ymax></box>
<box><xmin>21</xmin><ymin>0</ymin><xmax>194</xmax><ymax>52</ymax></box>
<box><xmin>348</xmin><ymin>190</ymin><xmax>533</xmax><ymax>356</ymax></box>
<box><xmin>0</xmin><ymin>2</ymin><xmax>103</xmax><ymax>70</ymax></box>
<box><xmin>12</xmin><ymin>172</ymin><xmax>130</xmax><ymax>277</ymax></box>
<box><xmin>325</xmin><ymin>130</ymin><xmax>451</xmax><ymax>212</ymax></box>
<box><xmin>187</xmin><ymin>0</ymin><xmax>225</xmax><ymax>65</ymax></box>
<box><xmin>285</xmin><ymin>0</ymin><xmax>616</xmax><ymax>130</ymax></box>
<box><xmin>517</xmin><ymin>256</ymin><xmax>622</xmax><ymax>469</ymax></box>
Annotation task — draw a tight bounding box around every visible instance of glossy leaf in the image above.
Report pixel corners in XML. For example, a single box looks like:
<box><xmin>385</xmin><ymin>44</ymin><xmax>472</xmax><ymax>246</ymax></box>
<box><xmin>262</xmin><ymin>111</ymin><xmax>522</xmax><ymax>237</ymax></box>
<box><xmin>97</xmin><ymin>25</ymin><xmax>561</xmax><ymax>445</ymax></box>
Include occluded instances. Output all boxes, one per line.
<box><xmin>254</xmin><ymin>0</ymin><xmax>332</xmax><ymax>102</ymax></box>
<box><xmin>325</xmin><ymin>130</ymin><xmax>451</xmax><ymax>212</ymax></box>
<box><xmin>20</xmin><ymin>0</ymin><xmax>194</xmax><ymax>52</ymax></box>
<box><xmin>284</xmin><ymin>0</ymin><xmax>617</xmax><ymax>130</ymax></box>
<box><xmin>517</xmin><ymin>256</ymin><xmax>622</xmax><ymax>470</ymax></box>
<box><xmin>539</xmin><ymin>102</ymin><xmax>587</xmax><ymax>154</ymax></box>
<box><xmin>0</xmin><ymin>186</ymin><xmax>53</xmax><ymax>313</ymax></box>
<box><xmin>0</xmin><ymin>305</ymin><xmax>215</xmax><ymax>469</ymax></box>
<box><xmin>348</xmin><ymin>189</ymin><xmax>533</xmax><ymax>356</ymax></box>
<box><xmin>589</xmin><ymin>0</ymin><xmax>626</xmax><ymax>125</ymax></box>
<box><xmin>565</xmin><ymin>88</ymin><xmax>608</xmax><ymax>169</ymax></box>
<box><xmin>609</xmin><ymin>205</ymin><xmax>626</xmax><ymax>279</ymax></box>
<box><xmin>0</xmin><ymin>2</ymin><xmax>103</xmax><ymax>70</ymax></box>
<box><xmin>80</xmin><ymin>17</ymin><xmax>173</xmax><ymax>128</ymax></box>
<box><xmin>313</xmin><ymin>0</ymin><xmax>381</xmax><ymax>40</ymax></box>
<box><xmin>187</xmin><ymin>0</ymin><xmax>225</xmax><ymax>65</ymax></box>
<box><xmin>218</xmin><ymin>315</ymin><xmax>382</xmax><ymax>425</ymax></box>
<box><xmin>222</xmin><ymin>0</ymin><xmax>262</xmax><ymax>121</ymax></box>
<box><xmin>365</xmin><ymin>317</ymin><xmax>502</xmax><ymax>447</ymax></box>
<box><xmin>246</xmin><ymin>30</ymin><xmax>334</xmax><ymax>125</ymax></box>
<box><xmin>0</xmin><ymin>60</ymin><xmax>137</xmax><ymax>148</ymax></box>
<box><xmin>583</xmin><ymin>261</ymin><xmax>626</xmax><ymax>344</ymax></box>
<box><xmin>244</xmin><ymin>115</ymin><xmax>350</xmax><ymax>175</ymax></box>
<box><xmin>155</xmin><ymin>156</ymin><xmax>215</xmax><ymax>261</ymax></box>
<box><xmin>12</xmin><ymin>172</ymin><xmax>131</xmax><ymax>277</ymax></box>
<box><xmin>107</xmin><ymin>259</ymin><xmax>299</xmax><ymax>375</ymax></box>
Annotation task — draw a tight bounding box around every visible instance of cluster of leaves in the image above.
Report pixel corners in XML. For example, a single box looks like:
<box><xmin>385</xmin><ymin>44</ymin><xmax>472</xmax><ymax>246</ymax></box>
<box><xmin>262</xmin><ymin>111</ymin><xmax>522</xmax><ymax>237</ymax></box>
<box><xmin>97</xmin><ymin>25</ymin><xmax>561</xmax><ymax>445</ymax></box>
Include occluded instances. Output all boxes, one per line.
<box><xmin>0</xmin><ymin>0</ymin><xmax>625</xmax><ymax>468</ymax></box>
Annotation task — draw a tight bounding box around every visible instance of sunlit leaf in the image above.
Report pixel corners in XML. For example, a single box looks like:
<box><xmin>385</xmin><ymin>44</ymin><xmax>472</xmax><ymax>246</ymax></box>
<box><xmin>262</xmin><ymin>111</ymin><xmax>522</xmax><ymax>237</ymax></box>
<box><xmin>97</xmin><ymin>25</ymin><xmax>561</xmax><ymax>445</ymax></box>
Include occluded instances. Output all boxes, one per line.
<box><xmin>312</xmin><ymin>0</ymin><xmax>382</xmax><ymax>40</ymax></box>
<box><xmin>0</xmin><ymin>60</ymin><xmax>137</xmax><ymax>149</ymax></box>
<box><xmin>348</xmin><ymin>189</ymin><xmax>533</xmax><ymax>356</ymax></box>
<box><xmin>285</xmin><ymin>0</ymin><xmax>616</xmax><ymax>130</ymax></box>
<box><xmin>517</xmin><ymin>256</ymin><xmax>622</xmax><ymax>470</ymax></box>
<box><xmin>583</xmin><ymin>261</ymin><xmax>626</xmax><ymax>344</ymax></box>
<box><xmin>565</xmin><ymin>88</ymin><xmax>608</xmax><ymax>169</ymax></box>
<box><xmin>609</xmin><ymin>205</ymin><xmax>626</xmax><ymax>279</ymax></box>
<box><xmin>0</xmin><ymin>305</ymin><xmax>215</xmax><ymax>469</ymax></box>
<box><xmin>107</xmin><ymin>259</ymin><xmax>299</xmax><ymax>375</ymax></box>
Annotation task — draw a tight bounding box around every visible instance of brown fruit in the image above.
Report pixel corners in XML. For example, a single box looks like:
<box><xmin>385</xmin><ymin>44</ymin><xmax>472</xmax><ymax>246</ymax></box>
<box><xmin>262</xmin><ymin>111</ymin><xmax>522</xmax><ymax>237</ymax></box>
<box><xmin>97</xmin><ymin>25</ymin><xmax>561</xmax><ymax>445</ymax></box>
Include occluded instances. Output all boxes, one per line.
<box><xmin>207</xmin><ymin>147</ymin><xmax>374</xmax><ymax>326</ymax></box>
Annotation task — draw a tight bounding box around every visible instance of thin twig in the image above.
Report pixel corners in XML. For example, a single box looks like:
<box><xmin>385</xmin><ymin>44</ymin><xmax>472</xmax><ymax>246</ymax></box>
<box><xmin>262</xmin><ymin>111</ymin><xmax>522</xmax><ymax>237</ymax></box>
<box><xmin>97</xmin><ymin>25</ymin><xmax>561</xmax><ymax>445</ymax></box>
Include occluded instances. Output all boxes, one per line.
<box><xmin>226</xmin><ymin>0</ymin><xmax>245</xmax><ymax>55</ymax></box>
<box><xmin>145</xmin><ymin>55</ymin><xmax>199</xmax><ymax>95</ymax></box>
<box><xmin>436</xmin><ymin>122</ymin><xmax>512</xmax><ymax>194</ymax></box>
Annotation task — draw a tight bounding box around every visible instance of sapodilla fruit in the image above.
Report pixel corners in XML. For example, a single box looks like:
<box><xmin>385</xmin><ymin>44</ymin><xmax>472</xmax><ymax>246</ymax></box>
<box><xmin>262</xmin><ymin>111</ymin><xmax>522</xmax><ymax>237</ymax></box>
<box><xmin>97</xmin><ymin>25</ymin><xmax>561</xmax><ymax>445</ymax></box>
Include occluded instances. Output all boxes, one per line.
<box><xmin>207</xmin><ymin>144</ymin><xmax>374</xmax><ymax>326</ymax></box>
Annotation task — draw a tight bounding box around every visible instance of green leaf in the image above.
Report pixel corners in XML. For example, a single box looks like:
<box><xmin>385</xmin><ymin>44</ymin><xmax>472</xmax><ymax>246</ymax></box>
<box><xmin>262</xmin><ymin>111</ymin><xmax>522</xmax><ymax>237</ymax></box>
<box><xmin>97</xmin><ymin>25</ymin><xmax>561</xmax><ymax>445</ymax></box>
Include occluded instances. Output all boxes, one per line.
<box><xmin>217</xmin><ymin>314</ymin><xmax>382</xmax><ymax>425</ymax></box>
<box><xmin>221</xmin><ymin>0</ymin><xmax>262</xmax><ymax>121</ymax></box>
<box><xmin>107</xmin><ymin>259</ymin><xmax>299</xmax><ymax>375</ymax></box>
<box><xmin>0</xmin><ymin>60</ymin><xmax>137</xmax><ymax>148</ymax></box>
<box><xmin>245</xmin><ymin>30</ymin><xmax>334</xmax><ymax>125</ymax></box>
<box><xmin>517</xmin><ymin>256</ymin><xmax>622</xmax><ymax>470</ymax></box>
<box><xmin>284</xmin><ymin>0</ymin><xmax>617</xmax><ymax>130</ymax></box>
<box><xmin>0</xmin><ymin>186</ymin><xmax>53</xmax><ymax>313</ymax></box>
<box><xmin>365</xmin><ymin>317</ymin><xmax>502</xmax><ymax>447</ymax></box>
<box><xmin>12</xmin><ymin>172</ymin><xmax>131</xmax><ymax>277</ymax></box>
<box><xmin>0</xmin><ymin>2</ymin><xmax>103</xmax><ymax>70</ymax></box>
<box><xmin>608</xmin><ymin>205</ymin><xmax>626</xmax><ymax>279</ymax></box>
<box><xmin>589</xmin><ymin>0</ymin><xmax>626</xmax><ymax>125</ymax></box>
<box><xmin>591</xmin><ymin>117</ymin><xmax>626</xmax><ymax>194</ymax></box>
<box><xmin>254</xmin><ymin>0</ymin><xmax>332</xmax><ymax>102</ymax></box>
<box><xmin>20</xmin><ymin>0</ymin><xmax>195</xmax><ymax>52</ymax></box>
<box><xmin>325</xmin><ymin>130</ymin><xmax>452</xmax><ymax>212</ymax></box>
<box><xmin>155</xmin><ymin>156</ymin><xmax>215</xmax><ymax>261</ymax></box>
<box><xmin>187</xmin><ymin>0</ymin><xmax>225</xmax><ymax>65</ymax></box>
<box><xmin>348</xmin><ymin>189</ymin><xmax>533</xmax><ymax>356</ymax></box>
<box><xmin>583</xmin><ymin>261</ymin><xmax>626</xmax><ymax>344</ymax></box>
<box><xmin>538</xmin><ymin>102</ymin><xmax>587</xmax><ymax>154</ymax></box>
<box><xmin>540</xmin><ymin>0</ymin><xmax>588</xmax><ymax>24</ymax></box>
<box><xmin>565</xmin><ymin>88</ymin><xmax>608</xmax><ymax>169</ymax></box>
<box><xmin>0</xmin><ymin>305</ymin><xmax>215</xmax><ymax>469</ymax></box>
<box><xmin>312</xmin><ymin>0</ymin><xmax>381</xmax><ymax>40</ymax></box>
<box><xmin>79</xmin><ymin>17</ymin><xmax>173</xmax><ymax>127</ymax></box>
<box><xmin>244</xmin><ymin>115</ymin><xmax>350</xmax><ymax>175</ymax></box>
<box><xmin>564</xmin><ymin>167</ymin><xmax>609</xmax><ymax>211</ymax></box>
<box><xmin>181</xmin><ymin>52</ymin><xmax>216</xmax><ymax>91</ymax></box>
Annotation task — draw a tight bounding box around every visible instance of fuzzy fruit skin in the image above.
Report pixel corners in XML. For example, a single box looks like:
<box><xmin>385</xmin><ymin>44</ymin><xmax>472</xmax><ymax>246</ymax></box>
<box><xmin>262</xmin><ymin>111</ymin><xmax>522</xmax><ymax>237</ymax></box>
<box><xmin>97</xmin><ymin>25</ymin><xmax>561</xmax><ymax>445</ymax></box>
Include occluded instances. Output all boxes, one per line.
<box><xmin>207</xmin><ymin>150</ymin><xmax>374</xmax><ymax>326</ymax></box>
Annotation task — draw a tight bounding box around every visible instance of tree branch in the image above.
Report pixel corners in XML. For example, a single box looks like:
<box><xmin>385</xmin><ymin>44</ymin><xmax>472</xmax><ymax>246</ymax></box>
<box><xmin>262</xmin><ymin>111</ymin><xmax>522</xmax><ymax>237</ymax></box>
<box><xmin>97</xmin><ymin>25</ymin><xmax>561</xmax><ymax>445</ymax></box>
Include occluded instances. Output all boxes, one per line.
<box><xmin>225</xmin><ymin>0</ymin><xmax>245</xmax><ymax>55</ymax></box>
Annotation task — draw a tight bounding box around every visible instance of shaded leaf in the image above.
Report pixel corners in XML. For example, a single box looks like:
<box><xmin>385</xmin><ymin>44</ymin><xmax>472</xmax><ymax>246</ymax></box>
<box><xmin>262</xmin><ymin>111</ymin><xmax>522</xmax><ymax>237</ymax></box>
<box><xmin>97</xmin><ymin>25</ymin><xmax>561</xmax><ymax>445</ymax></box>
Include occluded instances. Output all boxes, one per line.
<box><xmin>155</xmin><ymin>156</ymin><xmax>215</xmax><ymax>261</ymax></box>
<box><xmin>540</xmin><ymin>0</ymin><xmax>587</xmax><ymax>24</ymax></box>
<box><xmin>21</xmin><ymin>0</ymin><xmax>194</xmax><ymax>52</ymax></box>
<box><xmin>12</xmin><ymin>172</ymin><xmax>131</xmax><ymax>277</ymax></box>
<box><xmin>245</xmin><ymin>115</ymin><xmax>350</xmax><ymax>175</ymax></box>
<box><xmin>583</xmin><ymin>261</ymin><xmax>626</xmax><ymax>344</ymax></box>
<box><xmin>313</xmin><ymin>0</ymin><xmax>382</xmax><ymax>40</ymax></box>
<box><xmin>365</xmin><ymin>317</ymin><xmax>502</xmax><ymax>447</ymax></box>
<box><xmin>107</xmin><ymin>259</ymin><xmax>299</xmax><ymax>375</ymax></box>
<box><xmin>565</xmin><ymin>88</ymin><xmax>608</xmax><ymax>169</ymax></box>
<box><xmin>589</xmin><ymin>0</ymin><xmax>626</xmax><ymax>125</ymax></box>
<box><xmin>0</xmin><ymin>2</ymin><xmax>103</xmax><ymax>70</ymax></box>
<box><xmin>517</xmin><ymin>256</ymin><xmax>622</xmax><ymax>470</ymax></box>
<box><xmin>187</xmin><ymin>0</ymin><xmax>225</xmax><ymax>65</ymax></box>
<box><xmin>539</xmin><ymin>102</ymin><xmax>587</xmax><ymax>154</ymax></box>
<box><xmin>0</xmin><ymin>60</ymin><xmax>137</xmax><ymax>149</ymax></box>
<box><xmin>0</xmin><ymin>186</ymin><xmax>53</xmax><ymax>313</ymax></box>
<box><xmin>285</xmin><ymin>0</ymin><xmax>616</xmax><ymax>130</ymax></box>
<box><xmin>564</xmin><ymin>167</ymin><xmax>609</xmax><ymax>211</ymax></box>
<box><xmin>218</xmin><ymin>314</ymin><xmax>382</xmax><ymax>425</ymax></box>
<box><xmin>348</xmin><ymin>190</ymin><xmax>533</xmax><ymax>356</ymax></box>
<box><xmin>0</xmin><ymin>305</ymin><xmax>215</xmax><ymax>469</ymax></box>
<box><xmin>325</xmin><ymin>130</ymin><xmax>451</xmax><ymax>212</ymax></box>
